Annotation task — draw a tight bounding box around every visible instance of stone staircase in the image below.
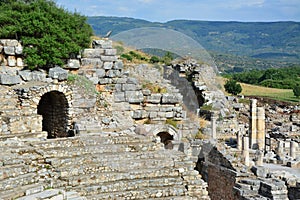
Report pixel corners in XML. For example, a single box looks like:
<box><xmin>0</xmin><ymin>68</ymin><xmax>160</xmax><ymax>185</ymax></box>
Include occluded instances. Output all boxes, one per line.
<box><xmin>0</xmin><ymin>131</ymin><xmax>209</xmax><ymax>199</ymax></box>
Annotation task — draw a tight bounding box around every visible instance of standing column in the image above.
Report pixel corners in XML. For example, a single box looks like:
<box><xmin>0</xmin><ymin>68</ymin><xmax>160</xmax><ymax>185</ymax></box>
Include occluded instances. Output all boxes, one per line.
<box><xmin>277</xmin><ymin>140</ymin><xmax>284</xmax><ymax>158</ymax></box>
<box><xmin>290</xmin><ymin>141</ymin><xmax>297</xmax><ymax>159</ymax></box>
<box><xmin>243</xmin><ymin>136</ymin><xmax>250</xmax><ymax>166</ymax></box>
<box><xmin>249</xmin><ymin>99</ymin><xmax>257</xmax><ymax>149</ymax></box>
<box><xmin>256</xmin><ymin>107</ymin><xmax>265</xmax><ymax>151</ymax></box>
<box><xmin>237</xmin><ymin>130</ymin><xmax>243</xmax><ymax>150</ymax></box>
<box><xmin>211</xmin><ymin>112</ymin><xmax>217</xmax><ymax>140</ymax></box>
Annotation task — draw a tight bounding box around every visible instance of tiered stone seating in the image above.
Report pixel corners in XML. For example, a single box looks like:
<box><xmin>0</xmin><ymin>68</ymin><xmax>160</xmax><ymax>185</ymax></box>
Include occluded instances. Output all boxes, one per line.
<box><xmin>0</xmin><ymin>132</ymin><xmax>209</xmax><ymax>199</ymax></box>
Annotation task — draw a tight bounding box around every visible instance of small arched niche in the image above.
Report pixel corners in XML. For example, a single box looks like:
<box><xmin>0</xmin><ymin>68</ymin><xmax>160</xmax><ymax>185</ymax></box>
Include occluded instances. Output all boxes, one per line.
<box><xmin>157</xmin><ymin>132</ymin><xmax>174</xmax><ymax>149</ymax></box>
<box><xmin>37</xmin><ymin>91</ymin><xmax>69</xmax><ymax>139</ymax></box>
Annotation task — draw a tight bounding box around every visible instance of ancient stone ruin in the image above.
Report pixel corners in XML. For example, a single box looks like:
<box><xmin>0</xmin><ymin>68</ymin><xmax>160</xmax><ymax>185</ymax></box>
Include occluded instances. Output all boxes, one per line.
<box><xmin>0</xmin><ymin>38</ymin><xmax>299</xmax><ymax>200</ymax></box>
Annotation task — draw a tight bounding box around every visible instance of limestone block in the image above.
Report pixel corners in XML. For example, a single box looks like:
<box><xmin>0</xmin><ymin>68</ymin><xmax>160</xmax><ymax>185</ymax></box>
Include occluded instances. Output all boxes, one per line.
<box><xmin>82</xmin><ymin>48</ymin><xmax>104</xmax><ymax>58</ymax></box>
<box><xmin>106</xmin><ymin>70</ymin><xmax>121</xmax><ymax>78</ymax></box>
<box><xmin>114</xmin><ymin>92</ymin><xmax>125</xmax><ymax>102</ymax></box>
<box><xmin>100</xmin><ymin>55</ymin><xmax>118</xmax><ymax>62</ymax></box>
<box><xmin>0</xmin><ymin>74</ymin><xmax>21</xmax><ymax>85</ymax></box>
<box><xmin>125</xmin><ymin>91</ymin><xmax>144</xmax><ymax>103</ymax></box>
<box><xmin>132</xmin><ymin>110</ymin><xmax>148</xmax><ymax>119</ymax></box>
<box><xmin>146</xmin><ymin>94</ymin><xmax>162</xmax><ymax>104</ymax></box>
<box><xmin>0</xmin><ymin>65</ymin><xmax>18</xmax><ymax>75</ymax></box>
<box><xmin>103</xmin><ymin>62</ymin><xmax>113</xmax><ymax>70</ymax></box>
<box><xmin>18</xmin><ymin>70</ymin><xmax>33</xmax><ymax>81</ymax></box>
<box><xmin>105</xmin><ymin>49</ymin><xmax>117</xmax><ymax>56</ymax></box>
<box><xmin>149</xmin><ymin>111</ymin><xmax>158</xmax><ymax>118</ymax></box>
<box><xmin>49</xmin><ymin>67</ymin><xmax>68</xmax><ymax>81</ymax></box>
<box><xmin>115</xmin><ymin>78</ymin><xmax>127</xmax><ymax>84</ymax></box>
<box><xmin>162</xmin><ymin>93</ymin><xmax>182</xmax><ymax>104</ymax></box>
<box><xmin>66</xmin><ymin>59</ymin><xmax>80</xmax><ymax>69</ymax></box>
<box><xmin>32</xmin><ymin>71</ymin><xmax>47</xmax><ymax>82</ymax></box>
<box><xmin>95</xmin><ymin>69</ymin><xmax>106</xmax><ymax>78</ymax></box>
<box><xmin>0</xmin><ymin>45</ymin><xmax>3</xmax><ymax>52</ymax></box>
<box><xmin>166</xmin><ymin>112</ymin><xmax>174</xmax><ymax>118</ymax></box>
<box><xmin>7</xmin><ymin>56</ymin><xmax>16</xmax><ymax>66</ymax></box>
<box><xmin>81</xmin><ymin>58</ymin><xmax>103</xmax><ymax>67</ymax></box>
<box><xmin>89</xmin><ymin>76</ymin><xmax>99</xmax><ymax>84</ymax></box>
<box><xmin>93</xmin><ymin>40</ymin><xmax>112</xmax><ymax>49</ymax></box>
<box><xmin>122</xmin><ymin>83</ymin><xmax>138</xmax><ymax>91</ymax></box>
<box><xmin>4</xmin><ymin>46</ymin><xmax>15</xmax><ymax>55</ymax></box>
<box><xmin>15</xmin><ymin>45</ymin><xmax>23</xmax><ymax>55</ymax></box>
<box><xmin>113</xmin><ymin>61</ymin><xmax>124</xmax><ymax>70</ymax></box>
<box><xmin>127</xmin><ymin>77</ymin><xmax>138</xmax><ymax>84</ymax></box>
<box><xmin>99</xmin><ymin>78</ymin><xmax>112</xmax><ymax>84</ymax></box>
<box><xmin>16</xmin><ymin>57</ymin><xmax>23</xmax><ymax>67</ymax></box>
<box><xmin>6</xmin><ymin>39</ymin><xmax>18</xmax><ymax>47</ymax></box>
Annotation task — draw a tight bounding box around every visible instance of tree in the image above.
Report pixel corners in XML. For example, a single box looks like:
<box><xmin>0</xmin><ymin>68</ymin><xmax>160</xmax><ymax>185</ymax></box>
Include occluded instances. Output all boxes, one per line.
<box><xmin>224</xmin><ymin>79</ymin><xmax>242</xmax><ymax>95</ymax></box>
<box><xmin>293</xmin><ymin>85</ymin><xmax>300</xmax><ymax>98</ymax></box>
<box><xmin>0</xmin><ymin>0</ymin><xmax>93</xmax><ymax>70</ymax></box>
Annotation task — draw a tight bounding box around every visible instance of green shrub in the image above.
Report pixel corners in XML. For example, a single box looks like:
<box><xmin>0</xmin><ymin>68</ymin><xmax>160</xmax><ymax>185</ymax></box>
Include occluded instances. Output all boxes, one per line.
<box><xmin>0</xmin><ymin>0</ymin><xmax>93</xmax><ymax>70</ymax></box>
<box><xmin>166</xmin><ymin>119</ymin><xmax>178</xmax><ymax>128</ymax></box>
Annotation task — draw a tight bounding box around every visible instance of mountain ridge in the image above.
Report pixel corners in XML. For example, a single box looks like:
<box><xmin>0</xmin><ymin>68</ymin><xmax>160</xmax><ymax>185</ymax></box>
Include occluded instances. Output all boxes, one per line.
<box><xmin>88</xmin><ymin>16</ymin><xmax>300</xmax><ymax>72</ymax></box>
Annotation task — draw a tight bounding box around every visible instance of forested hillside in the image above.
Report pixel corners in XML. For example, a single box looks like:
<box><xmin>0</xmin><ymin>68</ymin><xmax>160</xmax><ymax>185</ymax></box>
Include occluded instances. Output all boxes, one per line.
<box><xmin>88</xmin><ymin>16</ymin><xmax>300</xmax><ymax>72</ymax></box>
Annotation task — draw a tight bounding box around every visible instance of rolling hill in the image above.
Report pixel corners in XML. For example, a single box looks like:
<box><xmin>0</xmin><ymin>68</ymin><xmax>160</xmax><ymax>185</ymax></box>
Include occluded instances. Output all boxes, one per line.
<box><xmin>87</xmin><ymin>16</ymin><xmax>300</xmax><ymax>72</ymax></box>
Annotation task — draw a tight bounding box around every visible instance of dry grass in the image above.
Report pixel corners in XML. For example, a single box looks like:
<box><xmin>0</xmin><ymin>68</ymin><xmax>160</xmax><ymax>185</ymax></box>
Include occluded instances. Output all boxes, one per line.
<box><xmin>219</xmin><ymin>77</ymin><xmax>299</xmax><ymax>103</ymax></box>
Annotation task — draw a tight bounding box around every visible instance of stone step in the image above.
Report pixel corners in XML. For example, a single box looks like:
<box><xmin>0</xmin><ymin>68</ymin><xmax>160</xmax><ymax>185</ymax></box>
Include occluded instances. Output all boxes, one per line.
<box><xmin>85</xmin><ymin>185</ymin><xmax>187</xmax><ymax>199</ymax></box>
<box><xmin>15</xmin><ymin>189</ymin><xmax>87</xmax><ymax>200</ymax></box>
<box><xmin>0</xmin><ymin>183</ymin><xmax>45</xmax><ymax>200</ymax></box>
<box><xmin>0</xmin><ymin>164</ymin><xmax>36</xmax><ymax>181</ymax></box>
<box><xmin>46</xmin><ymin>149</ymin><xmax>183</xmax><ymax>168</ymax></box>
<box><xmin>29</xmin><ymin>134</ymin><xmax>154</xmax><ymax>148</ymax></box>
<box><xmin>0</xmin><ymin>131</ymin><xmax>47</xmax><ymax>141</ymax></box>
<box><xmin>58</xmin><ymin>167</ymin><xmax>181</xmax><ymax>187</ymax></box>
<box><xmin>0</xmin><ymin>172</ymin><xmax>40</xmax><ymax>191</ymax></box>
<box><xmin>73</xmin><ymin>176</ymin><xmax>185</xmax><ymax>196</ymax></box>
<box><xmin>35</xmin><ymin>142</ymin><xmax>160</xmax><ymax>158</ymax></box>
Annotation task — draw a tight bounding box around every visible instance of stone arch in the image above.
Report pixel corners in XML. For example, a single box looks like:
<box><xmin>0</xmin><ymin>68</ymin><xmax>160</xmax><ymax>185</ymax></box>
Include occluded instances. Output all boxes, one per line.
<box><xmin>37</xmin><ymin>91</ymin><xmax>70</xmax><ymax>138</ymax></box>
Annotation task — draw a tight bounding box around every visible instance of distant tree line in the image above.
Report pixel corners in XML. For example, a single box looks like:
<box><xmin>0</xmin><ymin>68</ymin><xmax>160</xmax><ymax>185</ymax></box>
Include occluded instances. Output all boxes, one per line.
<box><xmin>0</xmin><ymin>0</ymin><xmax>93</xmax><ymax>70</ymax></box>
<box><xmin>228</xmin><ymin>66</ymin><xmax>300</xmax><ymax>90</ymax></box>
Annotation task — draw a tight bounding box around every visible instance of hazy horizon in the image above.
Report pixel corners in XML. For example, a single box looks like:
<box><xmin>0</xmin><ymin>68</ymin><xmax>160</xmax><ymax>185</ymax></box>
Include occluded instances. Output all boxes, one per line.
<box><xmin>56</xmin><ymin>0</ymin><xmax>300</xmax><ymax>23</ymax></box>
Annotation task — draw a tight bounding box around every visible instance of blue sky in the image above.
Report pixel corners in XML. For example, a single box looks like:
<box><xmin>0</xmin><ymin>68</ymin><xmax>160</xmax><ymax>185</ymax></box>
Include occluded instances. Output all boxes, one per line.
<box><xmin>56</xmin><ymin>0</ymin><xmax>300</xmax><ymax>22</ymax></box>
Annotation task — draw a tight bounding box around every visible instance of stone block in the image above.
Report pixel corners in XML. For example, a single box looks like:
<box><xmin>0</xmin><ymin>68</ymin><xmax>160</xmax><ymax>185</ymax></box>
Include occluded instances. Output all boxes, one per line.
<box><xmin>7</xmin><ymin>56</ymin><xmax>16</xmax><ymax>66</ymax></box>
<box><xmin>116</xmin><ymin>78</ymin><xmax>127</xmax><ymax>84</ymax></box>
<box><xmin>103</xmin><ymin>62</ymin><xmax>113</xmax><ymax>70</ymax></box>
<box><xmin>114</xmin><ymin>92</ymin><xmax>125</xmax><ymax>102</ymax></box>
<box><xmin>49</xmin><ymin>66</ymin><xmax>68</xmax><ymax>81</ymax></box>
<box><xmin>125</xmin><ymin>91</ymin><xmax>144</xmax><ymax>103</ymax></box>
<box><xmin>100</xmin><ymin>55</ymin><xmax>118</xmax><ymax>62</ymax></box>
<box><xmin>122</xmin><ymin>83</ymin><xmax>138</xmax><ymax>91</ymax></box>
<box><xmin>81</xmin><ymin>58</ymin><xmax>103</xmax><ymax>67</ymax></box>
<box><xmin>113</xmin><ymin>61</ymin><xmax>124</xmax><ymax>70</ymax></box>
<box><xmin>18</xmin><ymin>70</ymin><xmax>33</xmax><ymax>81</ymax></box>
<box><xmin>162</xmin><ymin>93</ymin><xmax>182</xmax><ymax>104</ymax></box>
<box><xmin>251</xmin><ymin>166</ymin><xmax>268</xmax><ymax>178</ymax></box>
<box><xmin>15</xmin><ymin>45</ymin><xmax>23</xmax><ymax>55</ymax></box>
<box><xmin>16</xmin><ymin>58</ymin><xmax>23</xmax><ymax>67</ymax></box>
<box><xmin>132</xmin><ymin>110</ymin><xmax>148</xmax><ymax>119</ymax></box>
<box><xmin>82</xmin><ymin>48</ymin><xmax>104</xmax><ymax>58</ymax></box>
<box><xmin>106</xmin><ymin>70</ymin><xmax>121</xmax><ymax>78</ymax></box>
<box><xmin>105</xmin><ymin>49</ymin><xmax>117</xmax><ymax>56</ymax></box>
<box><xmin>4</xmin><ymin>46</ymin><xmax>15</xmax><ymax>55</ymax></box>
<box><xmin>0</xmin><ymin>74</ymin><xmax>21</xmax><ymax>85</ymax></box>
<box><xmin>89</xmin><ymin>76</ymin><xmax>99</xmax><ymax>84</ymax></box>
<box><xmin>149</xmin><ymin>111</ymin><xmax>158</xmax><ymax>118</ymax></box>
<box><xmin>95</xmin><ymin>69</ymin><xmax>106</xmax><ymax>78</ymax></box>
<box><xmin>93</xmin><ymin>40</ymin><xmax>112</xmax><ymax>49</ymax></box>
<box><xmin>6</xmin><ymin>39</ymin><xmax>18</xmax><ymax>46</ymax></box>
<box><xmin>66</xmin><ymin>59</ymin><xmax>80</xmax><ymax>69</ymax></box>
<box><xmin>166</xmin><ymin>112</ymin><xmax>174</xmax><ymax>118</ymax></box>
<box><xmin>99</xmin><ymin>78</ymin><xmax>112</xmax><ymax>84</ymax></box>
<box><xmin>146</xmin><ymin>94</ymin><xmax>162</xmax><ymax>104</ymax></box>
<box><xmin>31</xmin><ymin>71</ymin><xmax>47</xmax><ymax>82</ymax></box>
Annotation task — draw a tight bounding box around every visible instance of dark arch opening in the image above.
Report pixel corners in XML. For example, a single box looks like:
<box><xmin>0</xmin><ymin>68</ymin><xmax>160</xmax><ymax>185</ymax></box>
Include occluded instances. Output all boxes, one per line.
<box><xmin>157</xmin><ymin>132</ymin><xmax>174</xmax><ymax>149</ymax></box>
<box><xmin>37</xmin><ymin>91</ymin><xmax>69</xmax><ymax>139</ymax></box>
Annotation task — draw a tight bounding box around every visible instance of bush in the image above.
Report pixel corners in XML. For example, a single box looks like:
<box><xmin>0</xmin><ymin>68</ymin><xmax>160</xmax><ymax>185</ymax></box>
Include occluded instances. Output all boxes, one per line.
<box><xmin>0</xmin><ymin>0</ymin><xmax>93</xmax><ymax>70</ymax></box>
<box><xmin>224</xmin><ymin>79</ymin><xmax>242</xmax><ymax>95</ymax></box>
<box><xmin>293</xmin><ymin>85</ymin><xmax>300</xmax><ymax>98</ymax></box>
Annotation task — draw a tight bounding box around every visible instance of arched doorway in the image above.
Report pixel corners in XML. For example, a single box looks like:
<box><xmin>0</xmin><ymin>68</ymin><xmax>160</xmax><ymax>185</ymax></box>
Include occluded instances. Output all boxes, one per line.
<box><xmin>157</xmin><ymin>132</ymin><xmax>174</xmax><ymax>149</ymax></box>
<box><xmin>37</xmin><ymin>91</ymin><xmax>69</xmax><ymax>139</ymax></box>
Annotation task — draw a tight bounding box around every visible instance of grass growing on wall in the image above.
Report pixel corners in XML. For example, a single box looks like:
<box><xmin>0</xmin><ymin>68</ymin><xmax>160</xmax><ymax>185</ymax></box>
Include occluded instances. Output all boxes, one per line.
<box><xmin>67</xmin><ymin>74</ymin><xmax>98</xmax><ymax>95</ymax></box>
